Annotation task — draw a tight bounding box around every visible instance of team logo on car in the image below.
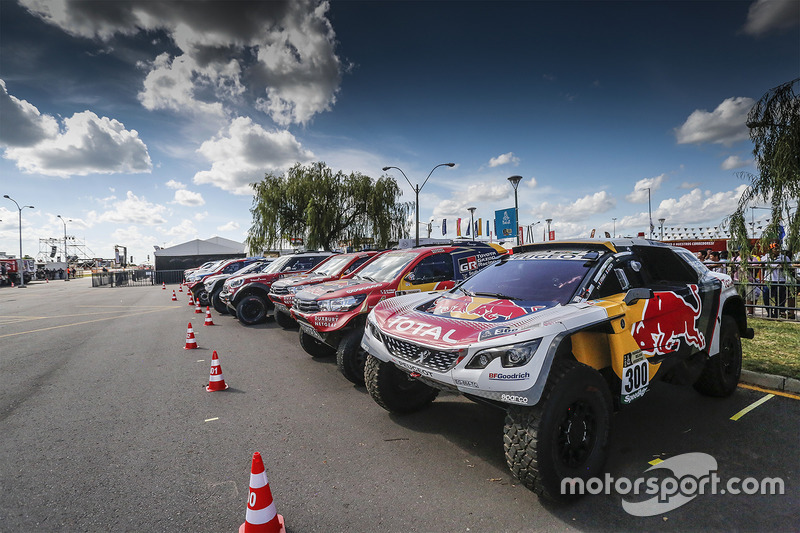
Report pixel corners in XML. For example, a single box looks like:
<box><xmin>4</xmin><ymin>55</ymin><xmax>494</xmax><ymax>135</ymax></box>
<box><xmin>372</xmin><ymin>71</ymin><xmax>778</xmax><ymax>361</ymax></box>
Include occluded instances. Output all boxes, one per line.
<box><xmin>432</xmin><ymin>295</ymin><xmax>533</xmax><ymax>322</ymax></box>
<box><xmin>631</xmin><ymin>285</ymin><xmax>705</xmax><ymax>356</ymax></box>
<box><xmin>415</xmin><ymin>350</ymin><xmax>431</xmax><ymax>363</ymax></box>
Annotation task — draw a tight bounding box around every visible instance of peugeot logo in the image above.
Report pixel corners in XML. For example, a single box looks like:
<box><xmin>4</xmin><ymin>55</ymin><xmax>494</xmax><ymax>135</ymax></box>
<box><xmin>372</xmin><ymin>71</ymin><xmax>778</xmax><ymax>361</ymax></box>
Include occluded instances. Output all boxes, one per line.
<box><xmin>415</xmin><ymin>350</ymin><xmax>431</xmax><ymax>364</ymax></box>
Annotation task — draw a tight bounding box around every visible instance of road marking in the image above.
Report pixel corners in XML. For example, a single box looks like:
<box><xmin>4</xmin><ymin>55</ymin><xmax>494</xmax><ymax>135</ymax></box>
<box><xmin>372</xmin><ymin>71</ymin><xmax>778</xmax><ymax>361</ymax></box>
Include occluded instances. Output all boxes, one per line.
<box><xmin>204</xmin><ymin>417</ymin><xmax>219</xmax><ymax>422</ymax></box>
<box><xmin>738</xmin><ymin>383</ymin><xmax>800</xmax><ymax>400</ymax></box>
<box><xmin>0</xmin><ymin>308</ymin><xmax>175</xmax><ymax>339</ymax></box>
<box><xmin>730</xmin><ymin>394</ymin><xmax>775</xmax><ymax>421</ymax></box>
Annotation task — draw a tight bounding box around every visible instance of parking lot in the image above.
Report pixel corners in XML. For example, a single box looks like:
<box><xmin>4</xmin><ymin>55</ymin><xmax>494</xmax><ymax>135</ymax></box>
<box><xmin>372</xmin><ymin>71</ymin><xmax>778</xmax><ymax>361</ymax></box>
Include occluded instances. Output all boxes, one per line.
<box><xmin>1</xmin><ymin>280</ymin><xmax>798</xmax><ymax>532</ymax></box>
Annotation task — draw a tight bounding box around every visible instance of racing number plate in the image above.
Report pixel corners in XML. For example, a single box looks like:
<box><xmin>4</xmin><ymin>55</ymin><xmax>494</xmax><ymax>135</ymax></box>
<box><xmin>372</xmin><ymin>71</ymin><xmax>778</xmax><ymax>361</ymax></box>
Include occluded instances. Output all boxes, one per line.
<box><xmin>621</xmin><ymin>349</ymin><xmax>649</xmax><ymax>404</ymax></box>
<box><xmin>300</xmin><ymin>322</ymin><xmax>323</xmax><ymax>341</ymax></box>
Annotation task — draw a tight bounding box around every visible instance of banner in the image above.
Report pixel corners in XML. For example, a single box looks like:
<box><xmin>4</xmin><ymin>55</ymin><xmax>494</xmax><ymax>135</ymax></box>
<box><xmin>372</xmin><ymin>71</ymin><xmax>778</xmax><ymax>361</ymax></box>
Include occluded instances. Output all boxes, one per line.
<box><xmin>456</xmin><ymin>218</ymin><xmax>461</xmax><ymax>236</ymax></box>
<box><xmin>494</xmin><ymin>208</ymin><xmax>517</xmax><ymax>239</ymax></box>
<box><xmin>466</xmin><ymin>220</ymin><xmax>470</xmax><ymax>236</ymax></box>
<box><xmin>442</xmin><ymin>218</ymin><xmax>447</xmax><ymax>235</ymax></box>
<box><xmin>478</xmin><ymin>218</ymin><xmax>482</xmax><ymax>236</ymax></box>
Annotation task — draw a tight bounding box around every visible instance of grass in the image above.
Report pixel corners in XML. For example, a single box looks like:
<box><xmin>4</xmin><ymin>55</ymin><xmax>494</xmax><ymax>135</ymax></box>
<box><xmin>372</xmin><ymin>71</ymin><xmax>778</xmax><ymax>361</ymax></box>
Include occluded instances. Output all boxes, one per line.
<box><xmin>742</xmin><ymin>317</ymin><xmax>800</xmax><ymax>380</ymax></box>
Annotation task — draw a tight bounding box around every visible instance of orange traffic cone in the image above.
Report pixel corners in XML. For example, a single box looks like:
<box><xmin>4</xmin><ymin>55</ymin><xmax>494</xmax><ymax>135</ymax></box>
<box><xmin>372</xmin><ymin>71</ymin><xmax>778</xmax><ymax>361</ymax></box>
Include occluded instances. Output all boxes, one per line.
<box><xmin>240</xmin><ymin>452</ymin><xmax>285</xmax><ymax>533</ymax></box>
<box><xmin>162</xmin><ymin>282</ymin><xmax>166</xmax><ymax>290</ymax></box>
<box><xmin>195</xmin><ymin>301</ymin><xmax>202</xmax><ymax>313</ymax></box>
<box><xmin>184</xmin><ymin>322</ymin><xmax>198</xmax><ymax>350</ymax></box>
<box><xmin>171</xmin><ymin>290</ymin><xmax>178</xmax><ymax>301</ymax></box>
<box><xmin>206</xmin><ymin>350</ymin><xmax>228</xmax><ymax>391</ymax></box>
<box><xmin>203</xmin><ymin>307</ymin><xmax>215</xmax><ymax>326</ymax></box>
<box><xmin>188</xmin><ymin>292</ymin><xmax>195</xmax><ymax>307</ymax></box>
<box><xmin>178</xmin><ymin>284</ymin><xmax>183</xmax><ymax>293</ymax></box>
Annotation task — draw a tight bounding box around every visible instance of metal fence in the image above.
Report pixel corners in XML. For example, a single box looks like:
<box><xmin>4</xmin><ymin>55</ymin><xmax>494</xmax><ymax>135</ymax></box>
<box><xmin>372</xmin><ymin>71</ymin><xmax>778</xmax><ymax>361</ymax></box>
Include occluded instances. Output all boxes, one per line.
<box><xmin>712</xmin><ymin>259</ymin><xmax>799</xmax><ymax>321</ymax></box>
<box><xmin>91</xmin><ymin>269</ymin><xmax>185</xmax><ymax>287</ymax></box>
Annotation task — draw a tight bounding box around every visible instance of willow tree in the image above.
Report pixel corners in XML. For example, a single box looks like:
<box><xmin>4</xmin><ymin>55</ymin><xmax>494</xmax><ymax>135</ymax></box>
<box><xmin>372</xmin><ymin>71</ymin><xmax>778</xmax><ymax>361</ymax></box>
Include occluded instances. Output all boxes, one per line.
<box><xmin>727</xmin><ymin>78</ymin><xmax>800</xmax><ymax>255</ymax></box>
<box><xmin>246</xmin><ymin>162</ymin><xmax>412</xmax><ymax>253</ymax></box>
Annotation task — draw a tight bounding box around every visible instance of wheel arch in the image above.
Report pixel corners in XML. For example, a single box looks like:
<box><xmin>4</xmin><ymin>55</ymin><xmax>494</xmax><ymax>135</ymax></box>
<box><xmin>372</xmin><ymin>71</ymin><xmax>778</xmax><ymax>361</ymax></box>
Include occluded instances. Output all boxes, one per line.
<box><xmin>722</xmin><ymin>295</ymin><xmax>754</xmax><ymax>339</ymax></box>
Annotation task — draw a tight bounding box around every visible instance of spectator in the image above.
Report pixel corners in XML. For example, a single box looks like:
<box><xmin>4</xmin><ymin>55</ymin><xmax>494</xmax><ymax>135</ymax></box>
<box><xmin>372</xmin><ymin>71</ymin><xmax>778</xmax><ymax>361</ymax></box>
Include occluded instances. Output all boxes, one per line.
<box><xmin>760</xmin><ymin>242</ymin><xmax>789</xmax><ymax>319</ymax></box>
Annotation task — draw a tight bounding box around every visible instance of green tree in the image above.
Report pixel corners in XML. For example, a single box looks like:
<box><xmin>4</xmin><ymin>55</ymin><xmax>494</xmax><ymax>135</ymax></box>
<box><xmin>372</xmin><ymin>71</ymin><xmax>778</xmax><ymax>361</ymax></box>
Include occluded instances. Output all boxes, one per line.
<box><xmin>727</xmin><ymin>78</ymin><xmax>800</xmax><ymax>255</ymax></box>
<box><xmin>246</xmin><ymin>162</ymin><xmax>412</xmax><ymax>253</ymax></box>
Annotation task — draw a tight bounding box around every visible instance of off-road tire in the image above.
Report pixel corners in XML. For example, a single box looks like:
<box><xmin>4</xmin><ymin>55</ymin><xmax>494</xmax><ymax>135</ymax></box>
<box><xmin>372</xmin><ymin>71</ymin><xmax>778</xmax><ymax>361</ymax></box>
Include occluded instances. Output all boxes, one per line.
<box><xmin>503</xmin><ymin>359</ymin><xmax>612</xmax><ymax>501</ymax></box>
<box><xmin>211</xmin><ymin>289</ymin><xmax>227</xmax><ymax>314</ymax></box>
<box><xmin>365</xmin><ymin>355</ymin><xmax>439</xmax><ymax>414</ymax></box>
<box><xmin>236</xmin><ymin>295</ymin><xmax>267</xmax><ymax>325</ymax></box>
<box><xmin>299</xmin><ymin>330</ymin><xmax>335</xmax><ymax>358</ymax></box>
<box><xmin>694</xmin><ymin>315</ymin><xmax>741</xmax><ymax>397</ymax></box>
<box><xmin>195</xmin><ymin>287</ymin><xmax>210</xmax><ymax>307</ymax></box>
<box><xmin>336</xmin><ymin>328</ymin><xmax>368</xmax><ymax>385</ymax></box>
<box><xmin>274</xmin><ymin>308</ymin><xmax>297</xmax><ymax>329</ymax></box>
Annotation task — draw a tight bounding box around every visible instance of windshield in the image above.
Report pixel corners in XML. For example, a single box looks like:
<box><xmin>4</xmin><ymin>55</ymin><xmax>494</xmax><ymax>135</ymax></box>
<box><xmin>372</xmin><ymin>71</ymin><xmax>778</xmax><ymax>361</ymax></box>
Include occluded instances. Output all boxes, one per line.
<box><xmin>260</xmin><ymin>255</ymin><xmax>294</xmax><ymax>274</ymax></box>
<box><xmin>313</xmin><ymin>254</ymin><xmax>353</xmax><ymax>277</ymax></box>
<box><xmin>456</xmin><ymin>253</ymin><xmax>594</xmax><ymax>306</ymax></box>
<box><xmin>354</xmin><ymin>251</ymin><xmax>418</xmax><ymax>283</ymax></box>
<box><xmin>237</xmin><ymin>261</ymin><xmax>270</xmax><ymax>275</ymax></box>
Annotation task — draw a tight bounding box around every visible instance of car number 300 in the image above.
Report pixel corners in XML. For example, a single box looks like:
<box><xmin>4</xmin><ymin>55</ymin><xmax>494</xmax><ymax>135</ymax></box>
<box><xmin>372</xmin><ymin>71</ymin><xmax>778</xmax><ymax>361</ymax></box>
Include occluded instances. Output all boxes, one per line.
<box><xmin>622</xmin><ymin>359</ymin><xmax>649</xmax><ymax>394</ymax></box>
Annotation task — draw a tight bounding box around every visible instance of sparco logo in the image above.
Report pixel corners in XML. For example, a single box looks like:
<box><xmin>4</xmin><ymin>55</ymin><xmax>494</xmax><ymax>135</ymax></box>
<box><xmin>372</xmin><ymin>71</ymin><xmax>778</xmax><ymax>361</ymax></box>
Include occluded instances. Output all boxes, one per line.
<box><xmin>488</xmin><ymin>372</ymin><xmax>530</xmax><ymax>381</ymax></box>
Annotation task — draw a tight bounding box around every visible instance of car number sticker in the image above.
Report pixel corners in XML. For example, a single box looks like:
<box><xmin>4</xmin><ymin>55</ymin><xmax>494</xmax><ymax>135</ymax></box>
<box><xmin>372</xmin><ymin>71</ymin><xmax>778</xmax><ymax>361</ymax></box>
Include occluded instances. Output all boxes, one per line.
<box><xmin>300</xmin><ymin>322</ymin><xmax>323</xmax><ymax>341</ymax></box>
<box><xmin>621</xmin><ymin>349</ymin><xmax>649</xmax><ymax>404</ymax></box>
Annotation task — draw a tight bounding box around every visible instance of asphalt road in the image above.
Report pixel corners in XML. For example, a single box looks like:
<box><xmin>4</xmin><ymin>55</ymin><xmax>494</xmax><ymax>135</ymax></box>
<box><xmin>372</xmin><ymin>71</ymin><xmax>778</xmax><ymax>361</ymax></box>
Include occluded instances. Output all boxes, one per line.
<box><xmin>1</xmin><ymin>280</ymin><xmax>798</xmax><ymax>532</ymax></box>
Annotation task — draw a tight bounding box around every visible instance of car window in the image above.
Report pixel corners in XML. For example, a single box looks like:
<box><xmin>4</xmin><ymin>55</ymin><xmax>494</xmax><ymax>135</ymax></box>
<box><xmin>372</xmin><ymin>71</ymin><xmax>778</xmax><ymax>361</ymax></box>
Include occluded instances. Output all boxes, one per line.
<box><xmin>343</xmin><ymin>255</ymin><xmax>372</xmax><ymax>275</ymax></box>
<box><xmin>595</xmin><ymin>258</ymin><xmax>645</xmax><ymax>298</ymax></box>
<box><xmin>633</xmin><ymin>246</ymin><xmax>698</xmax><ymax>284</ymax></box>
<box><xmin>355</xmin><ymin>252</ymin><xmax>418</xmax><ymax>282</ymax></box>
<box><xmin>411</xmin><ymin>253</ymin><xmax>454</xmax><ymax>283</ymax></box>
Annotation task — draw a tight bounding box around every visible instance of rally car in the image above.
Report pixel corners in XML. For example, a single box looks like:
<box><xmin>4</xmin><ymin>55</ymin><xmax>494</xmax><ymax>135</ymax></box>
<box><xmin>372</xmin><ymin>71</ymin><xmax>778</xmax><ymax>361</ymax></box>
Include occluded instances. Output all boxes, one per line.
<box><xmin>291</xmin><ymin>242</ymin><xmax>506</xmax><ymax>384</ymax></box>
<box><xmin>187</xmin><ymin>257</ymin><xmax>262</xmax><ymax>307</ymax></box>
<box><xmin>268</xmin><ymin>251</ymin><xmax>380</xmax><ymax>329</ymax></box>
<box><xmin>361</xmin><ymin>239</ymin><xmax>752</xmax><ymax>500</ymax></box>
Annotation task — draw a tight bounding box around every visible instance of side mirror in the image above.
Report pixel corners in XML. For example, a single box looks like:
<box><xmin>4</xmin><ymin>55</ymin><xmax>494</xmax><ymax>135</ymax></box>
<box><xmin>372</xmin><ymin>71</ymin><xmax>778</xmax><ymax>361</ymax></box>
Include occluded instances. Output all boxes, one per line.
<box><xmin>624</xmin><ymin>287</ymin><xmax>654</xmax><ymax>305</ymax></box>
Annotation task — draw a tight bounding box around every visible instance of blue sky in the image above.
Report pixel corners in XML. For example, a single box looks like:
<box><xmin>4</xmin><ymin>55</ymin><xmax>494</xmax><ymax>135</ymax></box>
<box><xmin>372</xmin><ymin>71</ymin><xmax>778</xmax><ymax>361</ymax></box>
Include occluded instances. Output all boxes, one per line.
<box><xmin>1</xmin><ymin>0</ymin><xmax>798</xmax><ymax>265</ymax></box>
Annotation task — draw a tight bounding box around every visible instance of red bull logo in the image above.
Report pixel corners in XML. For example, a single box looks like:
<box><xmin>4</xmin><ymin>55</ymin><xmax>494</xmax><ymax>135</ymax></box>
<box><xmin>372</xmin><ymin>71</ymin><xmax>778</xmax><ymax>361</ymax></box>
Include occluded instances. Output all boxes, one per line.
<box><xmin>432</xmin><ymin>296</ymin><xmax>532</xmax><ymax>322</ymax></box>
<box><xmin>631</xmin><ymin>285</ymin><xmax>705</xmax><ymax>356</ymax></box>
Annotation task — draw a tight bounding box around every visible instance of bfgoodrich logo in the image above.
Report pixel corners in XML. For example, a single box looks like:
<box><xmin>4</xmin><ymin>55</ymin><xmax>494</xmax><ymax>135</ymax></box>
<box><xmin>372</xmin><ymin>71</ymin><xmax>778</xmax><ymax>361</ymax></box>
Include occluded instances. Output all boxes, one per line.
<box><xmin>560</xmin><ymin>452</ymin><xmax>784</xmax><ymax>516</ymax></box>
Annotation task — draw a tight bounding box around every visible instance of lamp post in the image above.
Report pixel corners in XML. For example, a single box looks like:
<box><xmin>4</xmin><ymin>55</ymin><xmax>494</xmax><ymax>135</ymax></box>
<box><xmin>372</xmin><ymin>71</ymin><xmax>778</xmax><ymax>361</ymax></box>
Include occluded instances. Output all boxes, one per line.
<box><xmin>507</xmin><ymin>175</ymin><xmax>523</xmax><ymax>245</ymax></box>
<box><xmin>382</xmin><ymin>163</ymin><xmax>455</xmax><ymax>247</ymax></box>
<box><xmin>4</xmin><ymin>195</ymin><xmax>34</xmax><ymax>287</ymax></box>
<box><xmin>467</xmin><ymin>207</ymin><xmax>476</xmax><ymax>240</ymax></box>
<box><xmin>57</xmin><ymin>215</ymin><xmax>70</xmax><ymax>281</ymax></box>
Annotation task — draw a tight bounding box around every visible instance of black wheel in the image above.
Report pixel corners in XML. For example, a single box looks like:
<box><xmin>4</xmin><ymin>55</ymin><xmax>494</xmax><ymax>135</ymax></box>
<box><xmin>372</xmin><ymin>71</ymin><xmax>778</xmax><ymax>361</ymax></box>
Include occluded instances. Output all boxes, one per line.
<box><xmin>274</xmin><ymin>308</ymin><xmax>297</xmax><ymax>329</ymax></box>
<box><xmin>503</xmin><ymin>359</ymin><xmax>612</xmax><ymax>501</ymax></box>
<box><xmin>195</xmin><ymin>287</ymin><xmax>210</xmax><ymax>307</ymax></box>
<box><xmin>211</xmin><ymin>289</ymin><xmax>227</xmax><ymax>314</ymax></box>
<box><xmin>236</xmin><ymin>295</ymin><xmax>267</xmax><ymax>325</ymax></box>
<box><xmin>694</xmin><ymin>315</ymin><xmax>742</xmax><ymax>397</ymax></box>
<box><xmin>365</xmin><ymin>354</ymin><xmax>439</xmax><ymax>414</ymax></box>
<box><xmin>336</xmin><ymin>328</ymin><xmax>368</xmax><ymax>385</ymax></box>
<box><xmin>299</xmin><ymin>330</ymin><xmax>335</xmax><ymax>358</ymax></box>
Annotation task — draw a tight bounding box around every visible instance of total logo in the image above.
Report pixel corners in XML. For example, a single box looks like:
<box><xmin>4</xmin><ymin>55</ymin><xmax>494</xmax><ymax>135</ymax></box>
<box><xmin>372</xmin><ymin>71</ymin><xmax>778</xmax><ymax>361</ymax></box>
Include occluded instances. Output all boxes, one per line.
<box><xmin>384</xmin><ymin>315</ymin><xmax>459</xmax><ymax>344</ymax></box>
<box><xmin>488</xmin><ymin>371</ymin><xmax>530</xmax><ymax>381</ymax></box>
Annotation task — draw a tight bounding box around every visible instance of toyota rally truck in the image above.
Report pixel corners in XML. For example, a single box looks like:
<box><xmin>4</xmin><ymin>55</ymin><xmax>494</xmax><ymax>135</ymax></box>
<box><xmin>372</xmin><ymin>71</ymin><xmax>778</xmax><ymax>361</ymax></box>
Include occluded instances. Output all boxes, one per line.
<box><xmin>220</xmin><ymin>251</ymin><xmax>336</xmax><ymax>325</ymax></box>
<box><xmin>291</xmin><ymin>242</ymin><xmax>507</xmax><ymax>384</ymax></box>
<box><xmin>268</xmin><ymin>251</ymin><xmax>380</xmax><ymax>329</ymax></box>
<box><xmin>361</xmin><ymin>239</ymin><xmax>753</xmax><ymax>500</ymax></box>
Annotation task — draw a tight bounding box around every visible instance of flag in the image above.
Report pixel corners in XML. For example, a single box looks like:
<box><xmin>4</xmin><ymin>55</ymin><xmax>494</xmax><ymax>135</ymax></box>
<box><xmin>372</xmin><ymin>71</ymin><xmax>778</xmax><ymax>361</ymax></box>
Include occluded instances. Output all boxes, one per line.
<box><xmin>442</xmin><ymin>218</ymin><xmax>447</xmax><ymax>235</ymax></box>
<box><xmin>478</xmin><ymin>218</ymin><xmax>482</xmax><ymax>236</ymax></box>
<box><xmin>466</xmin><ymin>220</ymin><xmax>470</xmax><ymax>236</ymax></box>
<box><xmin>457</xmin><ymin>218</ymin><xmax>461</xmax><ymax>236</ymax></box>
<box><xmin>486</xmin><ymin>220</ymin><xmax>490</xmax><ymax>237</ymax></box>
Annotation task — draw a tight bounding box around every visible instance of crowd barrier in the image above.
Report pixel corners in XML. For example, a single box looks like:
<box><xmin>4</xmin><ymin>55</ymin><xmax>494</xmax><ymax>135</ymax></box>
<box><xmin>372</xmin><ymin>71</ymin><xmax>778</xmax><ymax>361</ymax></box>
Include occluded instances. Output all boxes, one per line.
<box><xmin>91</xmin><ymin>269</ymin><xmax>184</xmax><ymax>287</ymax></box>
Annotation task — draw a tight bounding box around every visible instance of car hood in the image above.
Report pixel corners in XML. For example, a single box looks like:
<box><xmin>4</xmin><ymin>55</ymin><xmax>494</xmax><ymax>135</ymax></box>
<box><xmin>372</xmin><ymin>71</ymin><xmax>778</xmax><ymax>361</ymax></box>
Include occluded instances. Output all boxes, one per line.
<box><xmin>295</xmin><ymin>278</ymin><xmax>388</xmax><ymax>300</ymax></box>
<box><xmin>371</xmin><ymin>291</ymin><xmax>606</xmax><ymax>348</ymax></box>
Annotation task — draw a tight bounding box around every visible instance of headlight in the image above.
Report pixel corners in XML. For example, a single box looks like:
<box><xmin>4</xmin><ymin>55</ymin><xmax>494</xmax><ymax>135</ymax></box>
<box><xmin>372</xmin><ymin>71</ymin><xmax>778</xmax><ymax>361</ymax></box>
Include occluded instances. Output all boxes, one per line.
<box><xmin>229</xmin><ymin>278</ymin><xmax>244</xmax><ymax>288</ymax></box>
<box><xmin>287</xmin><ymin>286</ymin><xmax>299</xmax><ymax>294</ymax></box>
<box><xmin>318</xmin><ymin>294</ymin><xmax>366</xmax><ymax>312</ymax></box>
<box><xmin>466</xmin><ymin>339</ymin><xmax>542</xmax><ymax>369</ymax></box>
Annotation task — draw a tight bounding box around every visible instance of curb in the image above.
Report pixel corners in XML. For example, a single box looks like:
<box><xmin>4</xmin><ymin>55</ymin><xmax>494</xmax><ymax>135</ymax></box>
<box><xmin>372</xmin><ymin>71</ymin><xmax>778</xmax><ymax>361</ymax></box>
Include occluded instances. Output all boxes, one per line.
<box><xmin>741</xmin><ymin>369</ymin><xmax>800</xmax><ymax>394</ymax></box>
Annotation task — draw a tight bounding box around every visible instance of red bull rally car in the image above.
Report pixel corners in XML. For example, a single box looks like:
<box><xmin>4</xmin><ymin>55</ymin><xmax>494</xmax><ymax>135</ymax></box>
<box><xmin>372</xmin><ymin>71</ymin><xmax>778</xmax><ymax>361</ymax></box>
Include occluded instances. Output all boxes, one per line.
<box><xmin>361</xmin><ymin>239</ymin><xmax>753</xmax><ymax>500</ymax></box>
<box><xmin>291</xmin><ymin>242</ymin><xmax>507</xmax><ymax>384</ymax></box>
<box><xmin>268</xmin><ymin>251</ymin><xmax>380</xmax><ymax>328</ymax></box>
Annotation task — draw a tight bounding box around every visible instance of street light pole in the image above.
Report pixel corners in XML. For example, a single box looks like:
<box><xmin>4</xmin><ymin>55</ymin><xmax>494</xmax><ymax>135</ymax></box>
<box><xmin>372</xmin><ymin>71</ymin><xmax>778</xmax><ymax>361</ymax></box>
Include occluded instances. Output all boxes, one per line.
<box><xmin>57</xmin><ymin>215</ymin><xmax>70</xmax><ymax>281</ymax></box>
<box><xmin>467</xmin><ymin>207</ymin><xmax>476</xmax><ymax>240</ymax></box>
<box><xmin>507</xmin><ymin>175</ymin><xmax>523</xmax><ymax>246</ymax></box>
<box><xmin>382</xmin><ymin>163</ymin><xmax>455</xmax><ymax>247</ymax></box>
<box><xmin>4</xmin><ymin>195</ymin><xmax>34</xmax><ymax>287</ymax></box>
<box><xmin>658</xmin><ymin>218</ymin><xmax>666</xmax><ymax>240</ymax></box>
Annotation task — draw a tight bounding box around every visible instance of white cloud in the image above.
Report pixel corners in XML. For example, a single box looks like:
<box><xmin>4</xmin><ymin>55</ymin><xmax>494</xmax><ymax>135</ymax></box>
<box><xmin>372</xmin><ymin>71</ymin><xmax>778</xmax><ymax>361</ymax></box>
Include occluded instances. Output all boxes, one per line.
<box><xmin>655</xmin><ymin>185</ymin><xmax>748</xmax><ymax>224</ymax></box>
<box><xmin>675</xmin><ymin>97</ymin><xmax>754</xmax><ymax>146</ymax></box>
<box><xmin>532</xmin><ymin>191</ymin><xmax>616</xmax><ymax>222</ymax></box>
<box><xmin>721</xmin><ymin>155</ymin><xmax>751</xmax><ymax>170</ymax></box>
<box><xmin>165</xmin><ymin>179</ymin><xmax>186</xmax><ymax>190</ymax></box>
<box><xmin>0</xmin><ymin>79</ymin><xmax>59</xmax><ymax>147</ymax></box>
<box><xmin>162</xmin><ymin>218</ymin><xmax>197</xmax><ymax>238</ymax></box>
<box><xmin>194</xmin><ymin>211</ymin><xmax>209</xmax><ymax>221</ymax></box>
<box><xmin>3</xmin><ymin>110</ymin><xmax>152</xmax><ymax>177</ymax></box>
<box><xmin>488</xmin><ymin>152</ymin><xmax>520</xmax><ymax>167</ymax></box>
<box><xmin>466</xmin><ymin>183</ymin><xmax>511</xmax><ymax>202</ymax></box>
<box><xmin>680</xmin><ymin>181</ymin><xmax>701</xmax><ymax>189</ymax></box>
<box><xmin>743</xmin><ymin>0</ymin><xmax>800</xmax><ymax>36</ymax></box>
<box><xmin>193</xmin><ymin>116</ymin><xmax>314</xmax><ymax>194</ymax></box>
<box><xmin>217</xmin><ymin>221</ymin><xmax>240</xmax><ymax>232</ymax></box>
<box><xmin>96</xmin><ymin>191</ymin><xmax>167</xmax><ymax>225</ymax></box>
<box><xmin>172</xmin><ymin>189</ymin><xmax>205</xmax><ymax>206</ymax></box>
<box><xmin>21</xmin><ymin>0</ymin><xmax>342</xmax><ymax>125</ymax></box>
<box><xmin>626</xmin><ymin>174</ymin><xmax>666</xmax><ymax>203</ymax></box>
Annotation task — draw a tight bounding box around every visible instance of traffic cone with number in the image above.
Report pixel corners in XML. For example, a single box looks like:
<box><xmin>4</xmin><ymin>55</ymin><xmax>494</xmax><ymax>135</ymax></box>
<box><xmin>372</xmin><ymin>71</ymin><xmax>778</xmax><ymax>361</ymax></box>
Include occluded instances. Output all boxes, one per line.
<box><xmin>203</xmin><ymin>306</ymin><xmax>215</xmax><ymax>326</ymax></box>
<box><xmin>206</xmin><ymin>350</ymin><xmax>228</xmax><ymax>391</ymax></box>
<box><xmin>184</xmin><ymin>322</ymin><xmax>198</xmax><ymax>350</ymax></box>
<box><xmin>240</xmin><ymin>452</ymin><xmax>285</xmax><ymax>533</ymax></box>
<box><xmin>195</xmin><ymin>300</ymin><xmax>202</xmax><ymax>313</ymax></box>
<box><xmin>171</xmin><ymin>290</ymin><xmax>178</xmax><ymax>301</ymax></box>
<box><xmin>162</xmin><ymin>282</ymin><xmax>166</xmax><ymax>290</ymax></box>
<box><xmin>188</xmin><ymin>292</ymin><xmax>194</xmax><ymax>307</ymax></box>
